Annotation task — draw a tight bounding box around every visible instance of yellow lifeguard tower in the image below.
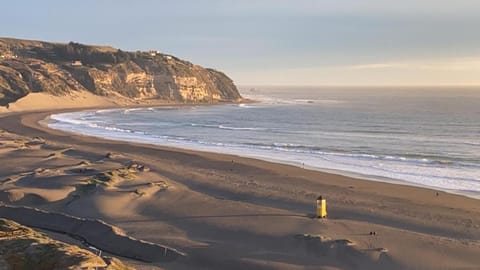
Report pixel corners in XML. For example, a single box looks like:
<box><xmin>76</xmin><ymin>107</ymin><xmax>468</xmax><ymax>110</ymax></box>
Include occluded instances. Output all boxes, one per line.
<box><xmin>316</xmin><ymin>195</ymin><xmax>327</xmax><ymax>218</ymax></box>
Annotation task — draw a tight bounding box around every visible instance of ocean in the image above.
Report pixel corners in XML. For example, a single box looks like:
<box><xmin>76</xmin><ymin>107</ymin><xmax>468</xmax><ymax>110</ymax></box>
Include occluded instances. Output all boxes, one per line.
<box><xmin>48</xmin><ymin>86</ymin><xmax>480</xmax><ymax>197</ymax></box>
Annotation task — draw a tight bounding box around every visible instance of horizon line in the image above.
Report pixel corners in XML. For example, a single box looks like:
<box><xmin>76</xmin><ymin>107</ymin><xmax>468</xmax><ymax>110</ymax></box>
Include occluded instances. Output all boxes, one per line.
<box><xmin>237</xmin><ymin>84</ymin><xmax>480</xmax><ymax>88</ymax></box>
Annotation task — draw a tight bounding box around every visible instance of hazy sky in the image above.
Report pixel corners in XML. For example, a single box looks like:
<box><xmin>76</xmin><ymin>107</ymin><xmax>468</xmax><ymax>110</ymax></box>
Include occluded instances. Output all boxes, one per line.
<box><xmin>2</xmin><ymin>0</ymin><xmax>480</xmax><ymax>86</ymax></box>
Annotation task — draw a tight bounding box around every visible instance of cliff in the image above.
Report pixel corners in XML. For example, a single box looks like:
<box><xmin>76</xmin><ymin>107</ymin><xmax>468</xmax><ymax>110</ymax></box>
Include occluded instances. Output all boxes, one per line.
<box><xmin>0</xmin><ymin>37</ymin><xmax>242</xmax><ymax>107</ymax></box>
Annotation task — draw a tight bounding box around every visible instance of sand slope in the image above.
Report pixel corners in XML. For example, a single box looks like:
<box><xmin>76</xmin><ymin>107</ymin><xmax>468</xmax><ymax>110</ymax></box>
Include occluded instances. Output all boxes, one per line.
<box><xmin>0</xmin><ymin>218</ymin><xmax>133</xmax><ymax>269</ymax></box>
<box><xmin>0</xmin><ymin>206</ymin><xmax>183</xmax><ymax>263</ymax></box>
<box><xmin>1</xmin><ymin>91</ymin><xmax>116</xmax><ymax>112</ymax></box>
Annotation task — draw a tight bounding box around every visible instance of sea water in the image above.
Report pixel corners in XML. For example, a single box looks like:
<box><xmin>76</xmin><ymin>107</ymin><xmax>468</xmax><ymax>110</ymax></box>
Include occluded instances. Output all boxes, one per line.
<box><xmin>48</xmin><ymin>86</ymin><xmax>480</xmax><ymax>197</ymax></box>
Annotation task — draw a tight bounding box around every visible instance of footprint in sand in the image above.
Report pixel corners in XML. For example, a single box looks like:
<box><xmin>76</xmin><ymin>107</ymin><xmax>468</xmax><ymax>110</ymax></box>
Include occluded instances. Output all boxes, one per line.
<box><xmin>125</xmin><ymin>161</ymin><xmax>150</xmax><ymax>172</ymax></box>
<box><xmin>78</xmin><ymin>160</ymin><xmax>92</xmax><ymax>166</ymax></box>
<box><xmin>44</xmin><ymin>147</ymin><xmax>73</xmax><ymax>160</ymax></box>
<box><xmin>105</xmin><ymin>152</ymin><xmax>122</xmax><ymax>159</ymax></box>
<box><xmin>24</xmin><ymin>137</ymin><xmax>46</xmax><ymax>149</ymax></box>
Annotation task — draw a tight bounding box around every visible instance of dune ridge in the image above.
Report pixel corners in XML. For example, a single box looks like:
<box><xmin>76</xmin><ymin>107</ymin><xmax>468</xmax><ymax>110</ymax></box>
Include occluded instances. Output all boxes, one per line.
<box><xmin>0</xmin><ymin>205</ymin><xmax>184</xmax><ymax>263</ymax></box>
<box><xmin>0</xmin><ymin>218</ymin><xmax>133</xmax><ymax>269</ymax></box>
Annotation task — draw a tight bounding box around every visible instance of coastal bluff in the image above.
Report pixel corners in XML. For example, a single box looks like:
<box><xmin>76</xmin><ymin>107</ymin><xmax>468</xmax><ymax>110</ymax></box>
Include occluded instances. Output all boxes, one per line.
<box><xmin>0</xmin><ymin>37</ymin><xmax>242</xmax><ymax>108</ymax></box>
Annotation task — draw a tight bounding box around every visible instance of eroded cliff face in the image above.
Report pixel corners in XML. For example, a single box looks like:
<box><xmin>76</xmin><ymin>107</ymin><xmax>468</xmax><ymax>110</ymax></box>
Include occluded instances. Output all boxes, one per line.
<box><xmin>0</xmin><ymin>38</ymin><xmax>242</xmax><ymax>106</ymax></box>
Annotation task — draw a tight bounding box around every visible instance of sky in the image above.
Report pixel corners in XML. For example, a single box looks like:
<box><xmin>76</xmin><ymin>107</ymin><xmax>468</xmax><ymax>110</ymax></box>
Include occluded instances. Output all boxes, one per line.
<box><xmin>2</xmin><ymin>0</ymin><xmax>480</xmax><ymax>86</ymax></box>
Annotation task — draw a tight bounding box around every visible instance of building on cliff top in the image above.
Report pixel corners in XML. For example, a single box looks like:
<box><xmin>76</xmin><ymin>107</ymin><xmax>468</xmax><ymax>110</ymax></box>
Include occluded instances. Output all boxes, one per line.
<box><xmin>149</xmin><ymin>50</ymin><xmax>160</xmax><ymax>56</ymax></box>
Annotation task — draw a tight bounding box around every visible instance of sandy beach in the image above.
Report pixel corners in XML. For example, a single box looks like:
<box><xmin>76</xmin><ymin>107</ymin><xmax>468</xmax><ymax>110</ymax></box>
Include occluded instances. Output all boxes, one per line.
<box><xmin>0</xmin><ymin>107</ymin><xmax>480</xmax><ymax>270</ymax></box>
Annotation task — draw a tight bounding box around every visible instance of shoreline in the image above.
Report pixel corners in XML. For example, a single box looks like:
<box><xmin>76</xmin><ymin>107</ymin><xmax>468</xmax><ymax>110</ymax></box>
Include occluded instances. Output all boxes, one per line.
<box><xmin>7</xmin><ymin>106</ymin><xmax>480</xmax><ymax>213</ymax></box>
<box><xmin>45</xmin><ymin>105</ymin><xmax>480</xmax><ymax>201</ymax></box>
<box><xmin>1</xmin><ymin>106</ymin><xmax>480</xmax><ymax>269</ymax></box>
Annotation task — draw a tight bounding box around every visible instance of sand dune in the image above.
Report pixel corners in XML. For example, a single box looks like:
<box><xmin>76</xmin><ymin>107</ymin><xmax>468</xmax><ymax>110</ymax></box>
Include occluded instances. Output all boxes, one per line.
<box><xmin>0</xmin><ymin>218</ymin><xmax>133</xmax><ymax>269</ymax></box>
<box><xmin>2</xmin><ymin>91</ymin><xmax>116</xmax><ymax>112</ymax></box>
<box><xmin>0</xmin><ymin>205</ymin><xmax>183</xmax><ymax>262</ymax></box>
<box><xmin>0</xmin><ymin>111</ymin><xmax>479</xmax><ymax>269</ymax></box>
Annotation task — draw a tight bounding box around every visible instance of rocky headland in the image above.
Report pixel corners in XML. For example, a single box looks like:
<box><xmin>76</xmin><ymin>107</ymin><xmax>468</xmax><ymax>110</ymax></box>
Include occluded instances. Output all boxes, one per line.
<box><xmin>0</xmin><ymin>37</ymin><xmax>242</xmax><ymax>109</ymax></box>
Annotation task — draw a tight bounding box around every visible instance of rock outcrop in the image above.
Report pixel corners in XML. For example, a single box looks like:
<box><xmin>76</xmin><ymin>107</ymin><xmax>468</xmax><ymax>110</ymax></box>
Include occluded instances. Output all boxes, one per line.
<box><xmin>0</xmin><ymin>37</ymin><xmax>242</xmax><ymax>106</ymax></box>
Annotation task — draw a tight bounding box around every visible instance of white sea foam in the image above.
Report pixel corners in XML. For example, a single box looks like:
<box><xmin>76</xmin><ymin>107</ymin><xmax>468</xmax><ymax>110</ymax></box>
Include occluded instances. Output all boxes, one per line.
<box><xmin>190</xmin><ymin>123</ymin><xmax>266</xmax><ymax>131</ymax></box>
<box><xmin>243</xmin><ymin>94</ymin><xmax>345</xmax><ymax>106</ymax></box>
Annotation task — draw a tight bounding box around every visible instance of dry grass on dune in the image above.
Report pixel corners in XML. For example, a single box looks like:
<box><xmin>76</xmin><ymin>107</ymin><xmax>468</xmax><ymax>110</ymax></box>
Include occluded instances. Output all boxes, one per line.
<box><xmin>0</xmin><ymin>218</ymin><xmax>133</xmax><ymax>270</ymax></box>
